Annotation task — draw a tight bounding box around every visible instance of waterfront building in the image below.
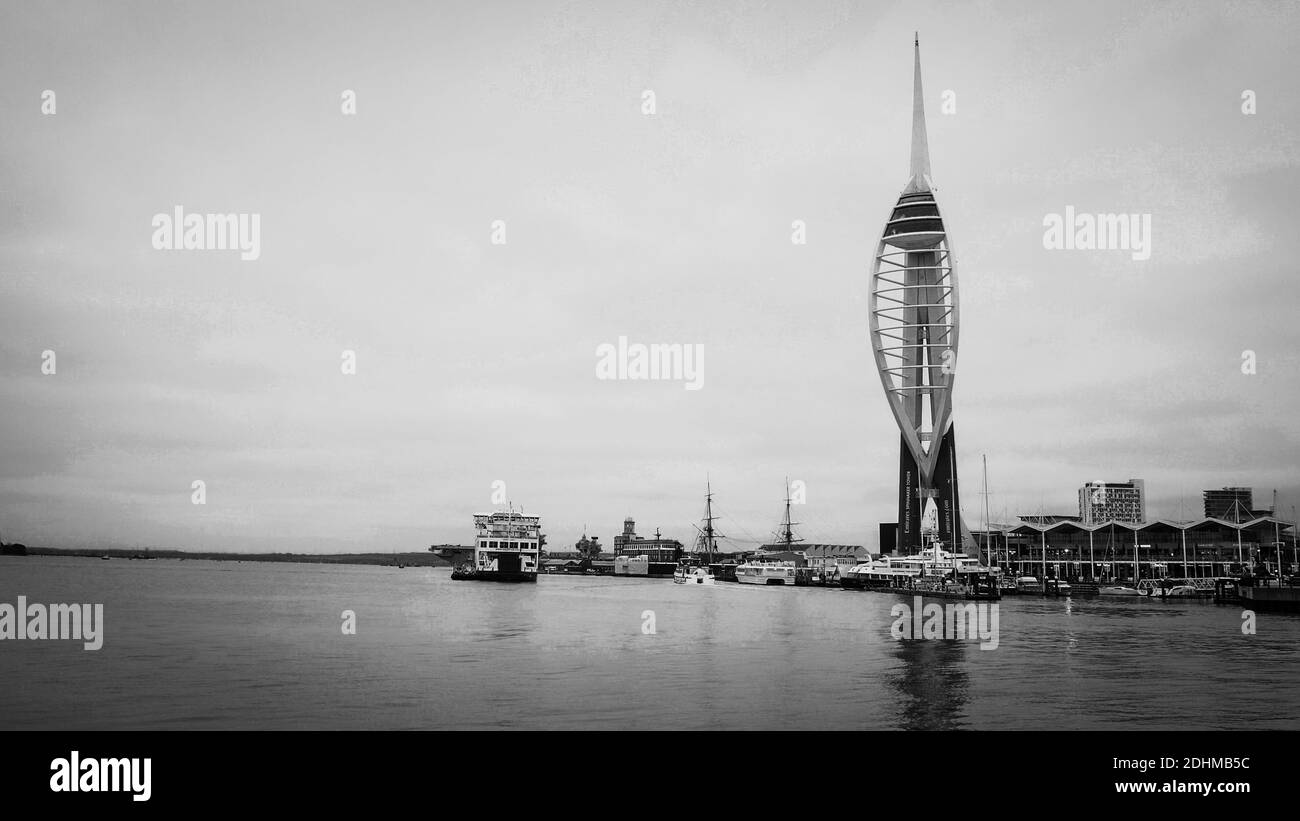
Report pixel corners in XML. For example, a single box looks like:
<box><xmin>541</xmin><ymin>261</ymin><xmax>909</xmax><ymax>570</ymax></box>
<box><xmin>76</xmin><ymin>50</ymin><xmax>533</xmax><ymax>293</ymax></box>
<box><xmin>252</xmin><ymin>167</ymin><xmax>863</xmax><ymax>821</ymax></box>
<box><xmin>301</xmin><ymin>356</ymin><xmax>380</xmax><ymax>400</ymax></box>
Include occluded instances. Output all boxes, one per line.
<box><xmin>802</xmin><ymin>544</ymin><xmax>871</xmax><ymax>577</ymax></box>
<box><xmin>1005</xmin><ymin>516</ymin><xmax>1295</xmax><ymax>582</ymax></box>
<box><xmin>1078</xmin><ymin>479</ymin><xmax>1146</xmax><ymax>524</ymax></box>
<box><xmin>868</xmin><ymin>35</ymin><xmax>963</xmax><ymax>553</ymax></box>
<box><xmin>613</xmin><ymin>517</ymin><xmax>682</xmax><ymax>563</ymax></box>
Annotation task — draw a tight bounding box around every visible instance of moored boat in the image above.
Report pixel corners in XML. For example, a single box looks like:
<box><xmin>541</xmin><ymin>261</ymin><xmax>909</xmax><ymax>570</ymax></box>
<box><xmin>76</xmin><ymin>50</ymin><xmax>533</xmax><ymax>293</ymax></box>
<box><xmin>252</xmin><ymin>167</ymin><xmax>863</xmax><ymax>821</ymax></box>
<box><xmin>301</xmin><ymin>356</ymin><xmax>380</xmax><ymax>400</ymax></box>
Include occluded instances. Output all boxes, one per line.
<box><xmin>676</xmin><ymin>481</ymin><xmax>722</xmax><ymax>586</ymax></box>
<box><xmin>1098</xmin><ymin>585</ymin><xmax>1142</xmax><ymax>596</ymax></box>
<box><xmin>673</xmin><ymin>560</ymin><xmax>717</xmax><ymax>585</ymax></box>
<box><xmin>842</xmin><ymin>540</ymin><xmax>999</xmax><ymax>597</ymax></box>
<box><xmin>1015</xmin><ymin>575</ymin><xmax>1041</xmax><ymax>594</ymax></box>
<box><xmin>1142</xmin><ymin>583</ymin><xmax>1200</xmax><ymax>599</ymax></box>
<box><xmin>450</xmin><ymin>509</ymin><xmax>541</xmax><ymax>582</ymax></box>
<box><xmin>735</xmin><ymin>559</ymin><xmax>797</xmax><ymax>585</ymax></box>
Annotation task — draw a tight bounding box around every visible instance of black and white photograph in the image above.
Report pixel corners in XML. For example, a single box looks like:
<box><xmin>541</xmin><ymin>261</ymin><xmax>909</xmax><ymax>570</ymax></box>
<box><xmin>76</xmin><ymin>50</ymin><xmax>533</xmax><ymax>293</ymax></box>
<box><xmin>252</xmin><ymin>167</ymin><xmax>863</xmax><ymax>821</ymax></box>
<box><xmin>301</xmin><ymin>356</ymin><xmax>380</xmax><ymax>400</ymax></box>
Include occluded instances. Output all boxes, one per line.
<box><xmin>1</xmin><ymin>0</ymin><xmax>1297</xmax><ymax>803</ymax></box>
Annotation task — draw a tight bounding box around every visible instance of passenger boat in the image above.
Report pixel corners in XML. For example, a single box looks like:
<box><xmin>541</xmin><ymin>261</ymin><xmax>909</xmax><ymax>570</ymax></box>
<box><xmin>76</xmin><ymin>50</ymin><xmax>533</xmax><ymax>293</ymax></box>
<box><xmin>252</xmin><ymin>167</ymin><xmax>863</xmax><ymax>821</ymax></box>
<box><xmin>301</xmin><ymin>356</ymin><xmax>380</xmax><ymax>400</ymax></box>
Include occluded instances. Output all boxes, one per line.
<box><xmin>736</xmin><ymin>480</ymin><xmax>803</xmax><ymax>586</ymax></box>
<box><xmin>735</xmin><ymin>559</ymin><xmax>797</xmax><ymax>585</ymax></box>
<box><xmin>449</xmin><ymin>509</ymin><xmax>541</xmax><ymax>582</ymax></box>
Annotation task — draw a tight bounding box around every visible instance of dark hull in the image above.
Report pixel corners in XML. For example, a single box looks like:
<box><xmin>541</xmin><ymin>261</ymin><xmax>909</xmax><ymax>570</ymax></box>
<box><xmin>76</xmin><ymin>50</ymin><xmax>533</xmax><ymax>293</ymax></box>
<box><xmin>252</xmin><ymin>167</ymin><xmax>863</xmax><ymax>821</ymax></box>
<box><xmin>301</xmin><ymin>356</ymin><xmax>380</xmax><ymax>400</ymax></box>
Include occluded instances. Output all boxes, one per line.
<box><xmin>841</xmin><ymin>577</ymin><xmax>897</xmax><ymax>591</ymax></box>
<box><xmin>1238</xmin><ymin>586</ymin><xmax>1300</xmax><ymax>612</ymax></box>
<box><xmin>450</xmin><ymin>569</ymin><xmax>537</xmax><ymax>583</ymax></box>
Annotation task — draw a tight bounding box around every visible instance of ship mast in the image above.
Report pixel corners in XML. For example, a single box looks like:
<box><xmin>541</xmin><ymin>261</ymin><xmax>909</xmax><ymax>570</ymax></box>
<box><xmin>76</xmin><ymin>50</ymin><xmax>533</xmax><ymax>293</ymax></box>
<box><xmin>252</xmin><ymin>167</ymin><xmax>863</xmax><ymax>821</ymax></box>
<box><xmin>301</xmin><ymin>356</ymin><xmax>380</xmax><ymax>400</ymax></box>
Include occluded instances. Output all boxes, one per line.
<box><xmin>980</xmin><ymin>454</ymin><xmax>990</xmax><ymax>568</ymax></box>
<box><xmin>1292</xmin><ymin>504</ymin><xmax>1298</xmax><ymax>579</ymax></box>
<box><xmin>779</xmin><ymin>477</ymin><xmax>803</xmax><ymax>550</ymax></box>
<box><xmin>698</xmin><ymin>480</ymin><xmax>722</xmax><ymax>565</ymax></box>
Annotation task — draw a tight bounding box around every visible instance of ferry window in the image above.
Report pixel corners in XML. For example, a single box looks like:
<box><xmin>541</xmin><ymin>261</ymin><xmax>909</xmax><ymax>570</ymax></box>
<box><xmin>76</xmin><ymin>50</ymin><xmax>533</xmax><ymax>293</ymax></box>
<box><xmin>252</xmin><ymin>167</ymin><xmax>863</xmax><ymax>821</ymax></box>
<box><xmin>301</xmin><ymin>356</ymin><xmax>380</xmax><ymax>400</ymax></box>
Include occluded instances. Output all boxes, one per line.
<box><xmin>489</xmin><ymin>541</ymin><xmax>498</xmax><ymax>548</ymax></box>
<box><xmin>480</xmin><ymin>540</ymin><xmax>487</xmax><ymax>548</ymax></box>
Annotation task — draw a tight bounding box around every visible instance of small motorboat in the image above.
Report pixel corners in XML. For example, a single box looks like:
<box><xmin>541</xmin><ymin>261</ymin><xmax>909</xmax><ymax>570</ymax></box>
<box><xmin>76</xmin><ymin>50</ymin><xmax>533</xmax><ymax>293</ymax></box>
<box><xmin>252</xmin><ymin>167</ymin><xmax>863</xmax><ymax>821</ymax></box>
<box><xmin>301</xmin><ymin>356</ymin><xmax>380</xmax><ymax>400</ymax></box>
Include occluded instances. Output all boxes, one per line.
<box><xmin>1015</xmin><ymin>575</ymin><xmax>1041</xmax><ymax>593</ymax></box>
<box><xmin>1143</xmin><ymin>584</ymin><xmax>1200</xmax><ymax>598</ymax></box>
<box><xmin>673</xmin><ymin>565</ymin><xmax>716</xmax><ymax>585</ymax></box>
<box><xmin>1099</xmin><ymin>585</ymin><xmax>1142</xmax><ymax>596</ymax></box>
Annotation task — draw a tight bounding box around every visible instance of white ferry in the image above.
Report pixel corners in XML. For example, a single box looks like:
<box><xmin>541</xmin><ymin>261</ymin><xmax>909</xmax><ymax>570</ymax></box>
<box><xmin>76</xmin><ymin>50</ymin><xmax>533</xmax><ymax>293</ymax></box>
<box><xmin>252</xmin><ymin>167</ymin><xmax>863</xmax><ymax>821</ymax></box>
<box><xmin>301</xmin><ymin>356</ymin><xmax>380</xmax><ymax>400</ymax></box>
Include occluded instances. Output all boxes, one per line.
<box><xmin>735</xmin><ymin>558</ymin><xmax>797</xmax><ymax>585</ymax></box>
<box><xmin>450</xmin><ymin>510</ymin><xmax>541</xmax><ymax>583</ymax></box>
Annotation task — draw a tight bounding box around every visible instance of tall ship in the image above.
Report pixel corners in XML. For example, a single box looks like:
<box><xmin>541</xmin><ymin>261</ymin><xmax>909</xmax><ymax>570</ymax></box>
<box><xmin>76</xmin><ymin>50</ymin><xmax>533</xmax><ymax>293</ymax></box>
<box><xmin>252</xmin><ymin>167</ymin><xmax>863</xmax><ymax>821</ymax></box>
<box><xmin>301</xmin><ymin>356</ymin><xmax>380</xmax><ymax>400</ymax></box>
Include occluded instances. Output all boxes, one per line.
<box><xmin>675</xmin><ymin>483</ymin><xmax>720</xmax><ymax>585</ymax></box>
<box><xmin>451</xmin><ymin>510</ymin><xmax>541</xmax><ymax>582</ymax></box>
<box><xmin>735</xmin><ymin>481</ymin><xmax>802</xmax><ymax>586</ymax></box>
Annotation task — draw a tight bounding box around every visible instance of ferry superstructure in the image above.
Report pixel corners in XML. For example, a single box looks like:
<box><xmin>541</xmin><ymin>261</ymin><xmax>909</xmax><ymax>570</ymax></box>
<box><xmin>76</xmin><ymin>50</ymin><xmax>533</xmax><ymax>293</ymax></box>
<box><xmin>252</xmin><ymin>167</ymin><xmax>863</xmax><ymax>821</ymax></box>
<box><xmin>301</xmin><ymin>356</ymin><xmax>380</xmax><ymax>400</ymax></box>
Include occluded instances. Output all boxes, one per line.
<box><xmin>452</xmin><ymin>510</ymin><xmax>541</xmax><ymax>582</ymax></box>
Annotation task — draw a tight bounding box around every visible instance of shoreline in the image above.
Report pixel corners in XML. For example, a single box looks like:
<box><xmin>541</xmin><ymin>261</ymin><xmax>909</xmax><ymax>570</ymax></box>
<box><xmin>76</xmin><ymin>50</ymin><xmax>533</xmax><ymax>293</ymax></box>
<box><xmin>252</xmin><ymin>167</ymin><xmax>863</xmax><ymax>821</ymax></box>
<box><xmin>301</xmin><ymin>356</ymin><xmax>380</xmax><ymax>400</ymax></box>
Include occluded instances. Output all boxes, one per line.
<box><xmin>10</xmin><ymin>547</ymin><xmax>456</xmax><ymax>568</ymax></box>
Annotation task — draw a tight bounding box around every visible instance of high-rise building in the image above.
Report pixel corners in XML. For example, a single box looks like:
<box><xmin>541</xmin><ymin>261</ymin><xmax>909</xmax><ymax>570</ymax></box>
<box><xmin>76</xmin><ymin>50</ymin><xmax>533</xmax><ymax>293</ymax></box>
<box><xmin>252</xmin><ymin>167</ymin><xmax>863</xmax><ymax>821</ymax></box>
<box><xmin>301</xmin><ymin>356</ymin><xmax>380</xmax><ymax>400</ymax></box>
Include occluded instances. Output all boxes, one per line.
<box><xmin>1203</xmin><ymin>487</ymin><xmax>1254</xmax><ymax>520</ymax></box>
<box><xmin>1078</xmin><ymin>479</ymin><xmax>1146</xmax><ymax>524</ymax></box>
<box><xmin>868</xmin><ymin>35</ymin><xmax>962</xmax><ymax>553</ymax></box>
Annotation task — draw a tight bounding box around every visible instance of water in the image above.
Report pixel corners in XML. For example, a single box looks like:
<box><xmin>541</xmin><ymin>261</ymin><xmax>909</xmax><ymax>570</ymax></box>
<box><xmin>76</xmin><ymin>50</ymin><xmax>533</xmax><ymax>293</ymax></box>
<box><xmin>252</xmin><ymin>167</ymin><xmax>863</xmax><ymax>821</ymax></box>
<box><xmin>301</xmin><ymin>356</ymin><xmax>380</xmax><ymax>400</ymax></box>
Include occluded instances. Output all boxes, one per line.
<box><xmin>2</xmin><ymin>556</ymin><xmax>1298</xmax><ymax>730</ymax></box>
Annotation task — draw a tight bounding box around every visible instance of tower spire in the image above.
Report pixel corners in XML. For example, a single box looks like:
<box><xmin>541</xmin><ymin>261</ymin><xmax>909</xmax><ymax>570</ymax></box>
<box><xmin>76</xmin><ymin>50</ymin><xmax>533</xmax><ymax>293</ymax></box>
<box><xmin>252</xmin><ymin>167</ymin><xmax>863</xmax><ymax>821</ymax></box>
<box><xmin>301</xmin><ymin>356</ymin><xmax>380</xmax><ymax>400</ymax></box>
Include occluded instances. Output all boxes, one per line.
<box><xmin>905</xmin><ymin>33</ymin><xmax>932</xmax><ymax>194</ymax></box>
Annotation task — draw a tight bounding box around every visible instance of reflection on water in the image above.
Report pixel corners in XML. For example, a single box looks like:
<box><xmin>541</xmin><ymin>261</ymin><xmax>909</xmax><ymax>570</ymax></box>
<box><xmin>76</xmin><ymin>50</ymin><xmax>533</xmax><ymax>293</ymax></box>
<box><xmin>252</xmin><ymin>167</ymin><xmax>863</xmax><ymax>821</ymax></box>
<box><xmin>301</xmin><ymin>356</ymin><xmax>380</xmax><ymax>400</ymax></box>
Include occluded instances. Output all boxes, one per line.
<box><xmin>889</xmin><ymin>639</ymin><xmax>971</xmax><ymax>731</ymax></box>
<box><xmin>2</xmin><ymin>556</ymin><xmax>1299</xmax><ymax>730</ymax></box>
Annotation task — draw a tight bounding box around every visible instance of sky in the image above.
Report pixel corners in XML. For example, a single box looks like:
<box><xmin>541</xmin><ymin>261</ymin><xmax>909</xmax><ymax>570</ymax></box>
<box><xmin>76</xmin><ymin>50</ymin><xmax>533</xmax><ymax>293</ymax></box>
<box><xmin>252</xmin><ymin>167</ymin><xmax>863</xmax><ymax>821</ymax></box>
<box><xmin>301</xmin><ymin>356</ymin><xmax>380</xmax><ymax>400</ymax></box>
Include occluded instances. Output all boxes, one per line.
<box><xmin>1</xmin><ymin>0</ymin><xmax>1298</xmax><ymax>554</ymax></box>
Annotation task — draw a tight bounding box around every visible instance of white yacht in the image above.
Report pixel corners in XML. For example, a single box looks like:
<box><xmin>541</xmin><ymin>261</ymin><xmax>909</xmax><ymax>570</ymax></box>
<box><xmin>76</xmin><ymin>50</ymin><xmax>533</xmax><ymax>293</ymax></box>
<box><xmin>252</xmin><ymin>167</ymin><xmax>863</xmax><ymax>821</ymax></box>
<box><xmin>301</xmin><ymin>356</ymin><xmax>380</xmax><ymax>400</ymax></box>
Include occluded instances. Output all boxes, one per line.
<box><xmin>842</xmin><ymin>544</ymin><xmax>990</xmax><ymax>589</ymax></box>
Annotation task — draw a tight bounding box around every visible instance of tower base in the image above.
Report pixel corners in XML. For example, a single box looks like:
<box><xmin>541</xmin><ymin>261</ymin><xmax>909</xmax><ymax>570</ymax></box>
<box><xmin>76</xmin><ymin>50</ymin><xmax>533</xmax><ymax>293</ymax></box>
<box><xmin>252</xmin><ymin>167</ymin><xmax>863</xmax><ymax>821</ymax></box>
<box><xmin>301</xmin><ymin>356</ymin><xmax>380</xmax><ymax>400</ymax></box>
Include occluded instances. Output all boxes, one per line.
<box><xmin>895</xmin><ymin>426</ymin><xmax>962</xmax><ymax>554</ymax></box>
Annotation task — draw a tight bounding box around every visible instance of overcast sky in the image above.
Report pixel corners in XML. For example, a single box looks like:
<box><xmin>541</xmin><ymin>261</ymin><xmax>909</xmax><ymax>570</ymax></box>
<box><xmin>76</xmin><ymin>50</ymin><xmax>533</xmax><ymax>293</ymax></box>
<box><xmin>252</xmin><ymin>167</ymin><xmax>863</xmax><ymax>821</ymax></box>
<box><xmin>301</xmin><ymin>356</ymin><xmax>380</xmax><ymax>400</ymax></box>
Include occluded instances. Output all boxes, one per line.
<box><xmin>2</xmin><ymin>0</ymin><xmax>1298</xmax><ymax>554</ymax></box>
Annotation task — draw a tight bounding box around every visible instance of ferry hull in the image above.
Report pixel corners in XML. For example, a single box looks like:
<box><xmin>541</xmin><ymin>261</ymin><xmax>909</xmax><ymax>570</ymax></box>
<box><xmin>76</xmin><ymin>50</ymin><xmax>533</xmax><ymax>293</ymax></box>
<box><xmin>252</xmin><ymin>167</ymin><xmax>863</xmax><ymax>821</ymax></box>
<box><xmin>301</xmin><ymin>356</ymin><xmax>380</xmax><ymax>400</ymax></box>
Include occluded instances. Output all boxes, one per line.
<box><xmin>450</xmin><ymin>569</ymin><xmax>537</xmax><ymax>583</ymax></box>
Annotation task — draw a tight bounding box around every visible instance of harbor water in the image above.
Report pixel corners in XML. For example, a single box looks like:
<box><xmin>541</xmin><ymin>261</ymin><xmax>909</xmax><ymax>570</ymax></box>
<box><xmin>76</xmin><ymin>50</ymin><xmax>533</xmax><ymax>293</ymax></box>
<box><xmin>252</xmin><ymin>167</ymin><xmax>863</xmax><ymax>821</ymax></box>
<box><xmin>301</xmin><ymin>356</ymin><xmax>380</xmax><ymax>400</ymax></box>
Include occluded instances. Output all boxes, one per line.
<box><xmin>2</xmin><ymin>556</ymin><xmax>1298</xmax><ymax>730</ymax></box>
